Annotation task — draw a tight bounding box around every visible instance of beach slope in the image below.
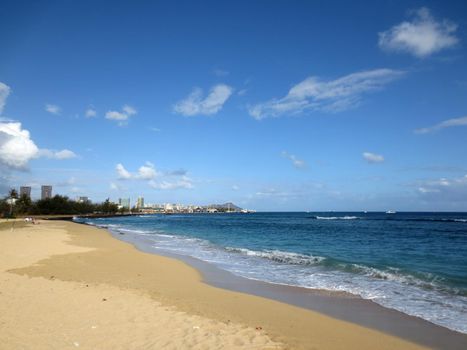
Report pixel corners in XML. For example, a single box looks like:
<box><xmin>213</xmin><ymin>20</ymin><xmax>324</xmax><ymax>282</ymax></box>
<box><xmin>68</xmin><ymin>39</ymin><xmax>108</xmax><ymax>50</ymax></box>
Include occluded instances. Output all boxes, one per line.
<box><xmin>1</xmin><ymin>220</ymin><xmax>428</xmax><ymax>349</ymax></box>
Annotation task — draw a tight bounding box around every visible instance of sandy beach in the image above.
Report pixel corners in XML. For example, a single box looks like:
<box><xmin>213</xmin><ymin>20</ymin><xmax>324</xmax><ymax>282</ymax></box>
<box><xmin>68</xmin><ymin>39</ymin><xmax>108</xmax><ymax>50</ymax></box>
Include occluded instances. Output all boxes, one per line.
<box><xmin>0</xmin><ymin>219</ymin><xmax>436</xmax><ymax>349</ymax></box>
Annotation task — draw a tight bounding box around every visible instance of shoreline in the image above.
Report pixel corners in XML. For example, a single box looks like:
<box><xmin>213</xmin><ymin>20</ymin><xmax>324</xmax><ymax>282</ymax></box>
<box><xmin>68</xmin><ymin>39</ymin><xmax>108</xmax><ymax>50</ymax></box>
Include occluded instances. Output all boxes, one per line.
<box><xmin>107</xmin><ymin>223</ymin><xmax>467</xmax><ymax>350</ymax></box>
<box><xmin>2</xmin><ymin>219</ymin><xmax>465</xmax><ymax>349</ymax></box>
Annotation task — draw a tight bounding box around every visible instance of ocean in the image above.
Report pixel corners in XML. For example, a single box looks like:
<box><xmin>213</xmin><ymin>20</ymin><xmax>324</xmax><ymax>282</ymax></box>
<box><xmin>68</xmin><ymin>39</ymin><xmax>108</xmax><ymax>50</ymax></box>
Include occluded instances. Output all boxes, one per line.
<box><xmin>76</xmin><ymin>212</ymin><xmax>467</xmax><ymax>334</ymax></box>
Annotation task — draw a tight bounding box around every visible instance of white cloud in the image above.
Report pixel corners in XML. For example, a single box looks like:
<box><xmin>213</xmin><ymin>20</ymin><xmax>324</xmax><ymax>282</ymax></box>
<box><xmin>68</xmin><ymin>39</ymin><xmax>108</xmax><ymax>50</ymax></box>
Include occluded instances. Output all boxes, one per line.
<box><xmin>53</xmin><ymin>149</ymin><xmax>77</xmax><ymax>159</ymax></box>
<box><xmin>45</xmin><ymin>104</ymin><xmax>61</xmax><ymax>115</ymax></box>
<box><xmin>415</xmin><ymin>115</ymin><xmax>467</xmax><ymax>134</ymax></box>
<box><xmin>363</xmin><ymin>152</ymin><xmax>384</xmax><ymax>164</ymax></box>
<box><xmin>281</xmin><ymin>151</ymin><xmax>306</xmax><ymax>169</ymax></box>
<box><xmin>85</xmin><ymin>108</ymin><xmax>97</xmax><ymax>118</ymax></box>
<box><xmin>115</xmin><ymin>162</ymin><xmax>158</xmax><ymax>180</ymax></box>
<box><xmin>148</xmin><ymin>176</ymin><xmax>194</xmax><ymax>190</ymax></box>
<box><xmin>416</xmin><ymin>174</ymin><xmax>467</xmax><ymax>203</ymax></box>
<box><xmin>105</xmin><ymin>111</ymin><xmax>127</xmax><ymax>121</ymax></box>
<box><xmin>115</xmin><ymin>162</ymin><xmax>194</xmax><ymax>190</ymax></box>
<box><xmin>255</xmin><ymin>188</ymin><xmax>295</xmax><ymax>198</ymax></box>
<box><xmin>237</xmin><ymin>89</ymin><xmax>247</xmax><ymax>96</ymax></box>
<box><xmin>116</xmin><ymin>163</ymin><xmax>132</xmax><ymax>179</ymax></box>
<box><xmin>38</xmin><ymin>148</ymin><xmax>78</xmax><ymax>160</ymax></box>
<box><xmin>378</xmin><ymin>7</ymin><xmax>459</xmax><ymax>58</ymax></box>
<box><xmin>0</xmin><ymin>90</ymin><xmax>75</xmax><ymax>171</ymax></box>
<box><xmin>110</xmin><ymin>182</ymin><xmax>125</xmax><ymax>191</ymax></box>
<box><xmin>249</xmin><ymin>69</ymin><xmax>404</xmax><ymax>120</ymax></box>
<box><xmin>0</xmin><ymin>82</ymin><xmax>11</xmax><ymax>114</ymax></box>
<box><xmin>418</xmin><ymin>187</ymin><xmax>440</xmax><ymax>194</ymax></box>
<box><xmin>232</xmin><ymin>185</ymin><xmax>240</xmax><ymax>191</ymax></box>
<box><xmin>122</xmin><ymin>104</ymin><xmax>137</xmax><ymax>116</ymax></box>
<box><xmin>105</xmin><ymin>105</ymin><xmax>137</xmax><ymax>125</ymax></box>
<box><xmin>173</xmin><ymin>84</ymin><xmax>233</xmax><ymax>116</ymax></box>
<box><xmin>137</xmin><ymin>162</ymin><xmax>158</xmax><ymax>180</ymax></box>
<box><xmin>0</xmin><ymin>122</ymin><xmax>39</xmax><ymax>169</ymax></box>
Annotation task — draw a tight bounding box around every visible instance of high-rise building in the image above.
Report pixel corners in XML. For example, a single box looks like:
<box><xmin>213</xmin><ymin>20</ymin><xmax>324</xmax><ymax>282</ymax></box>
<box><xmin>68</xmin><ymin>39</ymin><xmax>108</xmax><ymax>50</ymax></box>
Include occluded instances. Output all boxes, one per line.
<box><xmin>77</xmin><ymin>196</ymin><xmax>90</xmax><ymax>203</ymax></box>
<box><xmin>136</xmin><ymin>196</ymin><xmax>144</xmax><ymax>209</ymax></box>
<box><xmin>20</xmin><ymin>186</ymin><xmax>31</xmax><ymax>198</ymax></box>
<box><xmin>118</xmin><ymin>197</ymin><xmax>130</xmax><ymax>209</ymax></box>
<box><xmin>41</xmin><ymin>185</ymin><xmax>52</xmax><ymax>200</ymax></box>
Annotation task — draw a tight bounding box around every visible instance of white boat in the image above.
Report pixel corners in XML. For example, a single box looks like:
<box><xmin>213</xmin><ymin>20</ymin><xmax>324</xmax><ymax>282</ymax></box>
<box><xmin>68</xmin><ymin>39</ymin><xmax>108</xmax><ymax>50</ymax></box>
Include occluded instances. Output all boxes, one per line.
<box><xmin>385</xmin><ymin>210</ymin><xmax>396</xmax><ymax>214</ymax></box>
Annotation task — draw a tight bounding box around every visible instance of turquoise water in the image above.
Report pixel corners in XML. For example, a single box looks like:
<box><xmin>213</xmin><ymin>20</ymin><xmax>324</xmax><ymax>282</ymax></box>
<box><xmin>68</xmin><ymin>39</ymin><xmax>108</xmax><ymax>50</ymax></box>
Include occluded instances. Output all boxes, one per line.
<box><xmin>77</xmin><ymin>212</ymin><xmax>467</xmax><ymax>333</ymax></box>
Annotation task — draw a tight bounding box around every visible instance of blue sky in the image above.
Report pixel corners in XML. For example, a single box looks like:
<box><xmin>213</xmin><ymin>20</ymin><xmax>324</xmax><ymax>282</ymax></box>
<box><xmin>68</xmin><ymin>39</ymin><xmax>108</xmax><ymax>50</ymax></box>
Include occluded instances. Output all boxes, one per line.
<box><xmin>1</xmin><ymin>0</ymin><xmax>467</xmax><ymax>211</ymax></box>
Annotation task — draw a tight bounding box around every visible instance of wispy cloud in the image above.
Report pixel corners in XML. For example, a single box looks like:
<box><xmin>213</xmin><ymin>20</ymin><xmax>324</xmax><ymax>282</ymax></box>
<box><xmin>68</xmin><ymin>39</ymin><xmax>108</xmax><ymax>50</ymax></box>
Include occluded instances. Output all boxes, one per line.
<box><xmin>213</xmin><ymin>68</ymin><xmax>229</xmax><ymax>77</ymax></box>
<box><xmin>379</xmin><ymin>7</ymin><xmax>458</xmax><ymax>58</ymax></box>
<box><xmin>415</xmin><ymin>115</ymin><xmax>467</xmax><ymax>134</ymax></box>
<box><xmin>173</xmin><ymin>84</ymin><xmax>233</xmax><ymax>116</ymax></box>
<box><xmin>281</xmin><ymin>151</ymin><xmax>306</xmax><ymax>169</ymax></box>
<box><xmin>0</xmin><ymin>82</ymin><xmax>10</xmax><ymax>114</ymax></box>
<box><xmin>248</xmin><ymin>69</ymin><xmax>404</xmax><ymax>120</ymax></box>
<box><xmin>45</xmin><ymin>104</ymin><xmax>61</xmax><ymax>115</ymax></box>
<box><xmin>167</xmin><ymin>168</ymin><xmax>187</xmax><ymax>176</ymax></box>
<box><xmin>148</xmin><ymin>176</ymin><xmax>194</xmax><ymax>190</ymax></box>
<box><xmin>122</xmin><ymin>104</ymin><xmax>137</xmax><ymax>115</ymax></box>
<box><xmin>85</xmin><ymin>108</ymin><xmax>97</xmax><ymax>118</ymax></box>
<box><xmin>116</xmin><ymin>161</ymin><xmax>194</xmax><ymax>190</ymax></box>
<box><xmin>105</xmin><ymin>104</ymin><xmax>137</xmax><ymax>125</ymax></box>
<box><xmin>38</xmin><ymin>149</ymin><xmax>78</xmax><ymax>160</ymax></box>
<box><xmin>110</xmin><ymin>182</ymin><xmax>121</xmax><ymax>191</ymax></box>
<box><xmin>416</xmin><ymin>174</ymin><xmax>467</xmax><ymax>203</ymax></box>
<box><xmin>363</xmin><ymin>152</ymin><xmax>384</xmax><ymax>164</ymax></box>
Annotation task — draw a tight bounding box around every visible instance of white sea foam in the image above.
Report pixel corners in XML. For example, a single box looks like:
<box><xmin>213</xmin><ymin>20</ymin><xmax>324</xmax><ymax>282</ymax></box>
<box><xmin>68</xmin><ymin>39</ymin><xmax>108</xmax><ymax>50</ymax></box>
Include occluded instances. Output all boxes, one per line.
<box><xmin>225</xmin><ymin>247</ymin><xmax>325</xmax><ymax>265</ymax></box>
<box><xmin>80</xmin><ymin>218</ymin><xmax>467</xmax><ymax>334</ymax></box>
<box><xmin>316</xmin><ymin>216</ymin><xmax>359</xmax><ymax>220</ymax></box>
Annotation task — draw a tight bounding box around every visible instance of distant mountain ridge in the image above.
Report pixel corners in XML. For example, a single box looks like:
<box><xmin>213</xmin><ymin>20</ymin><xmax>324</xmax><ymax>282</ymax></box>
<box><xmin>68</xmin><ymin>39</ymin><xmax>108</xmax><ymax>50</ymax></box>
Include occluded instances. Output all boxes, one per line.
<box><xmin>208</xmin><ymin>202</ymin><xmax>242</xmax><ymax>211</ymax></box>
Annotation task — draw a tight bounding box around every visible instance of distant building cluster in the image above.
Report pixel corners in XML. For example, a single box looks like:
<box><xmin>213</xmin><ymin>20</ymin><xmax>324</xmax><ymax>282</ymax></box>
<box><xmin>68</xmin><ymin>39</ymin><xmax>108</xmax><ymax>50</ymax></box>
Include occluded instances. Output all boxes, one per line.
<box><xmin>16</xmin><ymin>185</ymin><xmax>53</xmax><ymax>200</ymax></box>
<box><xmin>8</xmin><ymin>187</ymin><xmax>253</xmax><ymax>214</ymax></box>
<box><xmin>13</xmin><ymin>185</ymin><xmax>92</xmax><ymax>204</ymax></box>
<box><xmin>115</xmin><ymin>196</ymin><xmax>254</xmax><ymax>214</ymax></box>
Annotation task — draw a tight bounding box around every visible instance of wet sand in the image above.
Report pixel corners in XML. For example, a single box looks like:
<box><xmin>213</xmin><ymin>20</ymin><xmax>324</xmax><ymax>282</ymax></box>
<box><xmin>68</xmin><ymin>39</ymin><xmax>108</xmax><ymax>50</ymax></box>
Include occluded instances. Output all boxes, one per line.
<box><xmin>1</xmin><ymin>219</ymin><xmax>461</xmax><ymax>349</ymax></box>
<box><xmin>113</xmin><ymin>226</ymin><xmax>467</xmax><ymax>350</ymax></box>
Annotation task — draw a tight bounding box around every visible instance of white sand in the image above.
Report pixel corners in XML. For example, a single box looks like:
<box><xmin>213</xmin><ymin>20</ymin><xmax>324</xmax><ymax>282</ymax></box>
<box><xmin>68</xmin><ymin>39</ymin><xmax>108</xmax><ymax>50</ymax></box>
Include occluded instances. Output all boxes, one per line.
<box><xmin>0</xmin><ymin>220</ymin><xmax>280</xmax><ymax>349</ymax></box>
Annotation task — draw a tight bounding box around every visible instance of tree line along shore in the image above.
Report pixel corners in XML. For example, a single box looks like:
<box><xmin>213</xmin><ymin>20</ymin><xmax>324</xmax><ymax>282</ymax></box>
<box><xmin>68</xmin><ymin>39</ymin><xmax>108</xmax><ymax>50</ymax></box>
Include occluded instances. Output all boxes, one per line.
<box><xmin>1</xmin><ymin>189</ymin><xmax>119</xmax><ymax>218</ymax></box>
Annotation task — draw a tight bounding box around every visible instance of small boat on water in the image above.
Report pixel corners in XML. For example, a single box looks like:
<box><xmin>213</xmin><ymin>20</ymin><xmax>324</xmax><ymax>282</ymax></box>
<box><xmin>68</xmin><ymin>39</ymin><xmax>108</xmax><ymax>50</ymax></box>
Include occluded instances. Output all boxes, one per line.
<box><xmin>385</xmin><ymin>210</ymin><xmax>396</xmax><ymax>214</ymax></box>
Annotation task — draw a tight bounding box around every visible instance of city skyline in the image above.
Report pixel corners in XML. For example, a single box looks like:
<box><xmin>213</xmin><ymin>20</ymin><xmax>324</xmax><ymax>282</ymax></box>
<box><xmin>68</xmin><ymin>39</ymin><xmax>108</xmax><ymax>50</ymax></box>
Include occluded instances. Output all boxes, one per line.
<box><xmin>1</xmin><ymin>1</ymin><xmax>467</xmax><ymax>211</ymax></box>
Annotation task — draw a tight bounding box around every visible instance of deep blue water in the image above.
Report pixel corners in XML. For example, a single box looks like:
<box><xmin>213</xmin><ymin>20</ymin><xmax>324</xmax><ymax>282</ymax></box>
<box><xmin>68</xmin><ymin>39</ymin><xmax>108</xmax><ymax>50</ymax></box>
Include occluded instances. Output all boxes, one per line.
<box><xmin>77</xmin><ymin>212</ymin><xmax>467</xmax><ymax>333</ymax></box>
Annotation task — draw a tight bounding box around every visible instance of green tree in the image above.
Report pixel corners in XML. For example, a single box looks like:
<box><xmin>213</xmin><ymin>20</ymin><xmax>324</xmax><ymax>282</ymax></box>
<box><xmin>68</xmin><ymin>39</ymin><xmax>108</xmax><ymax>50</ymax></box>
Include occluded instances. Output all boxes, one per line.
<box><xmin>99</xmin><ymin>198</ymin><xmax>118</xmax><ymax>214</ymax></box>
<box><xmin>15</xmin><ymin>194</ymin><xmax>32</xmax><ymax>215</ymax></box>
<box><xmin>8</xmin><ymin>188</ymin><xmax>18</xmax><ymax>199</ymax></box>
<box><xmin>0</xmin><ymin>199</ymin><xmax>10</xmax><ymax>218</ymax></box>
<box><xmin>7</xmin><ymin>188</ymin><xmax>18</xmax><ymax>217</ymax></box>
